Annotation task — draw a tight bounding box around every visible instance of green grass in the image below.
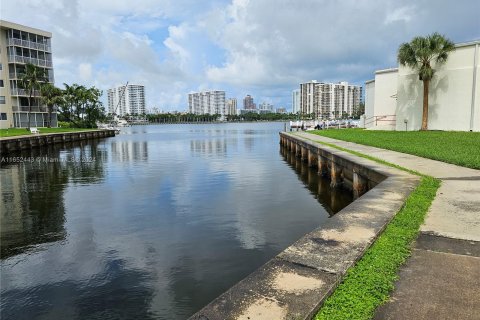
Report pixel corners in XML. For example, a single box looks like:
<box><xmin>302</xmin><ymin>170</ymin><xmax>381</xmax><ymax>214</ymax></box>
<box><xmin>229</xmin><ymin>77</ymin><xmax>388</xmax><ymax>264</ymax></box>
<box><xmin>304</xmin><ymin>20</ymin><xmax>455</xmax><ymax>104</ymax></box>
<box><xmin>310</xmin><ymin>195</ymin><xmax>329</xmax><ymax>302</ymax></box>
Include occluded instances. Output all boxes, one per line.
<box><xmin>0</xmin><ymin>127</ymin><xmax>97</xmax><ymax>138</ymax></box>
<box><xmin>294</xmin><ymin>135</ymin><xmax>441</xmax><ymax>320</ymax></box>
<box><xmin>312</xmin><ymin>129</ymin><xmax>480</xmax><ymax>169</ymax></box>
<box><xmin>315</xmin><ymin>176</ymin><xmax>439</xmax><ymax>320</ymax></box>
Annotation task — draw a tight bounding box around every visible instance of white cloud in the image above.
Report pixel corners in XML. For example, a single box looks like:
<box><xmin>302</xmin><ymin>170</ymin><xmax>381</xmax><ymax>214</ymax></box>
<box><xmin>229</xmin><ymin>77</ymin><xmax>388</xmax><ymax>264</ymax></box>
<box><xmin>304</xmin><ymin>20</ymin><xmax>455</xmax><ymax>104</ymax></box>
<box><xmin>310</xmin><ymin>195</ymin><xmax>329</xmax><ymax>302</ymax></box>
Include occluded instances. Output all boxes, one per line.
<box><xmin>384</xmin><ymin>6</ymin><xmax>415</xmax><ymax>24</ymax></box>
<box><xmin>1</xmin><ymin>0</ymin><xmax>478</xmax><ymax>110</ymax></box>
<box><xmin>78</xmin><ymin>63</ymin><xmax>92</xmax><ymax>81</ymax></box>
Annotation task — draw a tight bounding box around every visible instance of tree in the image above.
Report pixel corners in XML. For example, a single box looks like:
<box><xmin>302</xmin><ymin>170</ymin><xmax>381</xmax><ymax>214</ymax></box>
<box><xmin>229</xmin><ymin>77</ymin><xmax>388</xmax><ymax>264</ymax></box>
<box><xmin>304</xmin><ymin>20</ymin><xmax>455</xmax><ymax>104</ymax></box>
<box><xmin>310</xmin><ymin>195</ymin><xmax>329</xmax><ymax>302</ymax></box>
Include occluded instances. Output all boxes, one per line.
<box><xmin>58</xmin><ymin>84</ymin><xmax>106</xmax><ymax>128</ymax></box>
<box><xmin>19</xmin><ymin>63</ymin><xmax>46</xmax><ymax>129</ymax></box>
<box><xmin>398</xmin><ymin>33</ymin><xmax>455</xmax><ymax>130</ymax></box>
<box><xmin>40</xmin><ymin>83</ymin><xmax>63</xmax><ymax>128</ymax></box>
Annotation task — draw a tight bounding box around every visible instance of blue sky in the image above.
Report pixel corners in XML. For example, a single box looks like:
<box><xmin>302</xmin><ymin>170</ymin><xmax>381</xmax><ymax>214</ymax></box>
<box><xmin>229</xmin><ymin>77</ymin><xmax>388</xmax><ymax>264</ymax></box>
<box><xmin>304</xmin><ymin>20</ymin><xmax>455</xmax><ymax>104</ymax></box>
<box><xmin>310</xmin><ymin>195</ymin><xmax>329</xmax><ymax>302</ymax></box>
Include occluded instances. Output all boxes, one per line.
<box><xmin>2</xmin><ymin>0</ymin><xmax>479</xmax><ymax>112</ymax></box>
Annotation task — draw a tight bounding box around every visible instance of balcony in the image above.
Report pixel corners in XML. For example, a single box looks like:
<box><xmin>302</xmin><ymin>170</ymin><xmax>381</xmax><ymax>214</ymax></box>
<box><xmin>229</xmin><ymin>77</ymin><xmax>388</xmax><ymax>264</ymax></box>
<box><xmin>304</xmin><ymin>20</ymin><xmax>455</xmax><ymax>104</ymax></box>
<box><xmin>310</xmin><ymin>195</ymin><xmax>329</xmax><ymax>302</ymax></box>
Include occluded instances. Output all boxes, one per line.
<box><xmin>7</xmin><ymin>55</ymin><xmax>53</xmax><ymax>68</ymax></box>
<box><xmin>8</xmin><ymin>72</ymin><xmax>54</xmax><ymax>83</ymax></box>
<box><xmin>12</xmin><ymin>106</ymin><xmax>50</xmax><ymax>113</ymax></box>
<box><xmin>7</xmin><ymin>38</ymin><xmax>51</xmax><ymax>52</ymax></box>
<box><xmin>10</xmin><ymin>88</ymin><xmax>41</xmax><ymax>97</ymax></box>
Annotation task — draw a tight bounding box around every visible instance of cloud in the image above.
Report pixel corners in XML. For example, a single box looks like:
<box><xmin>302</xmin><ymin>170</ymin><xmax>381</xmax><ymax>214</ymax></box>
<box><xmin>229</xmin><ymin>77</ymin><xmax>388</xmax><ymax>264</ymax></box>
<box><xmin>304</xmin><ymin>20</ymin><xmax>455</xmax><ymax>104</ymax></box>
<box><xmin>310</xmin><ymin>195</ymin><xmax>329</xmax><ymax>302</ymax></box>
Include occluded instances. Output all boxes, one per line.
<box><xmin>1</xmin><ymin>0</ymin><xmax>478</xmax><ymax>111</ymax></box>
<box><xmin>78</xmin><ymin>63</ymin><xmax>92</xmax><ymax>81</ymax></box>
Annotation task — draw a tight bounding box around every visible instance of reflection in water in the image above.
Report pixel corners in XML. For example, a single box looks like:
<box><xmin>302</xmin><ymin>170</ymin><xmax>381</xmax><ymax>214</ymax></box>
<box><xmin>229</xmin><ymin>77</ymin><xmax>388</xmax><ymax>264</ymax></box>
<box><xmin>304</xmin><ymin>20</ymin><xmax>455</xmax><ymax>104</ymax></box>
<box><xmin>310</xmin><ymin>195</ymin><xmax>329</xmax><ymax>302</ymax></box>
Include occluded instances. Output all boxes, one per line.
<box><xmin>280</xmin><ymin>147</ymin><xmax>353</xmax><ymax>215</ymax></box>
<box><xmin>0</xmin><ymin>141</ymin><xmax>106</xmax><ymax>258</ymax></box>
<box><xmin>111</xmin><ymin>141</ymin><xmax>148</xmax><ymax>162</ymax></box>
<box><xmin>0</xmin><ymin>123</ymin><xmax>352</xmax><ymax>320</ymax></box>
<box><xmin>190</xmin><ymin>139</ymin><xmax>228</xmax><ymax>157</ymax></box>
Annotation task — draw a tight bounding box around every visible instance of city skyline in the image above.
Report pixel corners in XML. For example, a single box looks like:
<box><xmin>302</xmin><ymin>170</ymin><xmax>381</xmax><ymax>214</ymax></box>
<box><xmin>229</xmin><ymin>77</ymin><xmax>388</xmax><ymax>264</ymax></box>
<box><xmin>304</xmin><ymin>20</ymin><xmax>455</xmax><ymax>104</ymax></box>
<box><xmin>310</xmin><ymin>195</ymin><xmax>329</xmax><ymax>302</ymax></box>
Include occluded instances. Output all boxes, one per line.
<box><xmin>1</xmin><ymin>0</ymin><xmax>478</xmax><ymax>112</ymax></box>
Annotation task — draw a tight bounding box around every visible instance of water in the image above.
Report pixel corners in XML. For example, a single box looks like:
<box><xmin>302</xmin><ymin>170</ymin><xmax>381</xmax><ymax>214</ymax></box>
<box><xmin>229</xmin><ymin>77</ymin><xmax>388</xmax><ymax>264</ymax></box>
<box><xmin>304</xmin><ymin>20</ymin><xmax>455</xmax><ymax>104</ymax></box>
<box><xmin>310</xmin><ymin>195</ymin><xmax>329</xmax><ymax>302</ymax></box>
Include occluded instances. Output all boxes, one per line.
<box><xmin>0</xmin><ymin>123</ymin><xmax>352</xmax><ymax>320</ymax></box>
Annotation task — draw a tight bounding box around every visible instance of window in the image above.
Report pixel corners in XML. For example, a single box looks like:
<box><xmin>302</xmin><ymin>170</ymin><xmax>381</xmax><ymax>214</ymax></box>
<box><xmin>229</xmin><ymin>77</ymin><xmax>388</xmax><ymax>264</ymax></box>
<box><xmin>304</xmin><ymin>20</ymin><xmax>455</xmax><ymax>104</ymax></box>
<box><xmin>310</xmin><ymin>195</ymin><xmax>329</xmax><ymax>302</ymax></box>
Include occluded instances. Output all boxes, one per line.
<box><xmin>0</xmin><ymin>96</ymin><xmax>5</xmax><ymax>104</ymax></box>
<box><xmin>0</xmin><ymin>63</ymin><xmax>2</xmax><ymax>71</ymax></box>
<box><xmin>0</xmin><ymin>80</ymin><xmax>3</xmax><ymax>87</ymax></box>
<box><xmin>0</xmin><ymin>113</ymin><xmax>7</xmax><ymax>120</ymax></box>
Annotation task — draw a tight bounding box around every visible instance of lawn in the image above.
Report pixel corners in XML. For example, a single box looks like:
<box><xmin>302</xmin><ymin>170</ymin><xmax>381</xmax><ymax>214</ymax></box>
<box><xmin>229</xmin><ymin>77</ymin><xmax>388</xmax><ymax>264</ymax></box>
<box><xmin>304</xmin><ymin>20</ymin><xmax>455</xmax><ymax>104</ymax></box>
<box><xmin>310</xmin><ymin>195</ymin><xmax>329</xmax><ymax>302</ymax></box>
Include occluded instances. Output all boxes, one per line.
<box><xmin>0</xmin><ymin>127</ymin><xmax>97</xmax><ymax>138</ymax></box>
<box><xmin>302</xmin><ymin>136</ymin><xmax>441</xmax><ymax>320</ymax></box>
<box><xmin>312</xmin><ymin>129</ymin><xmax>480</xmax><ymax>170</ymax></box>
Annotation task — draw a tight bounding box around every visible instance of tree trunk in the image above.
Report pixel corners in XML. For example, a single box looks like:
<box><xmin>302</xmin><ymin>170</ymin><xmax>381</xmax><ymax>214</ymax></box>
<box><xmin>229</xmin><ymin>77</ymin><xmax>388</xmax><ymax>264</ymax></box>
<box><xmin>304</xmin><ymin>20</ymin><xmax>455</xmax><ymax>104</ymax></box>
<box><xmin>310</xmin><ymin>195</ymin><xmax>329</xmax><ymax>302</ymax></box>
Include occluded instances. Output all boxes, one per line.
<box><xmin>47</xmin><ymin>105</ymin><xmax>52</xmax><ymax>128</ymax></box>
<box><xmin>421</xmin><ymin>79</ymin><xmax>429</xmax><ymax>131</ymax></box>
<box><xmin>27</xmin><ymin>94</ymin><xmax>32</xmax><ymax>129</ymax></box>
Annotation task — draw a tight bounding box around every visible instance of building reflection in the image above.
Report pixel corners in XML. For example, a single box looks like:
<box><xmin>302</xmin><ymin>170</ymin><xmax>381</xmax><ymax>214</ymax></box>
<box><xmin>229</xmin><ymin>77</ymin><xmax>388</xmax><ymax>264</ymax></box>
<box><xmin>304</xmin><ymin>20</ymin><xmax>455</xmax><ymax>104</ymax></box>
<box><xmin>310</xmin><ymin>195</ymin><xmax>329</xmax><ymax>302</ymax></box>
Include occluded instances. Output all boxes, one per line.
<box><xmin>190</xmin><ymin>139</ymin><xmax>228</xmax><ymax>157</ymax></box>
<box><xmin>280</xmin><ymin>147</ymin><xmax>353</xmax><ymax>216</ymax></box>
<box><xmin>110</xmin><ymin>141</ymin><xmax>148</xmax><ymax>162</ymax></box>
<box><xmin>0</xmin><ymin>140</ymin><xmax>107</xmax><ymax>259</ymax></box>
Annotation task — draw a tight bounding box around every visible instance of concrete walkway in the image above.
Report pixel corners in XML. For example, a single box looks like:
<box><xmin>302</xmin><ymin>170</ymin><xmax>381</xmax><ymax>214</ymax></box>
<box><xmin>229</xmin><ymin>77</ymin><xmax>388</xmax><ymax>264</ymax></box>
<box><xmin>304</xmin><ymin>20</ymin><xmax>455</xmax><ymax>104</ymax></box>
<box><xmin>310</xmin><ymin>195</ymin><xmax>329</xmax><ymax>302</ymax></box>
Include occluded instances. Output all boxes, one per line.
<box><xmin>297</xmin><ymin>132</ymin><xmax>480</xmax><ymax>320</ymax></box>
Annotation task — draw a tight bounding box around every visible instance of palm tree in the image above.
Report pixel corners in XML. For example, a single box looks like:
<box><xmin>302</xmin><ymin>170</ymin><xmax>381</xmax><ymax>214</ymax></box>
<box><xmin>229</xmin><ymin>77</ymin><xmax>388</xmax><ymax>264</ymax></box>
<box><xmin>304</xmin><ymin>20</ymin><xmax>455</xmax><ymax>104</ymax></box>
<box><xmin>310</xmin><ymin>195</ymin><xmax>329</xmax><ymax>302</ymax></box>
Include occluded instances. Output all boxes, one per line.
<box><xmin>398</xmin><ymin>33</ymin><xmax>455</xmax><ymax>130</ymax></box>
<box><xmin>40</xmin><ymin>83</ymin><xmax>63</xmax><ymax>128</ymax></box>
<box><xmin>19</xmin><ymin>63</ymin><xmax>47</xmax><ymax>129</ymax></box>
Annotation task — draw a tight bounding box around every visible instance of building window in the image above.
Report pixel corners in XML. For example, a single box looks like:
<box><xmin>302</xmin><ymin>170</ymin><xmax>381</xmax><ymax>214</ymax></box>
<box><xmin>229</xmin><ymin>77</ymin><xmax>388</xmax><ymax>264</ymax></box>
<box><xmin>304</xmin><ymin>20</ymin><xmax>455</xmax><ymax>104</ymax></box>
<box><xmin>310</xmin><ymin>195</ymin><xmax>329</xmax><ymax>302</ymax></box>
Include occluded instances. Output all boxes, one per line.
<box><xmin>0</xmin><ymin>80</ymin><xmax>3</xmax><ymax>87</ymax></box>
<box><xmin>0</xmin><ymin>113</ymin><xmax>7</xmax><ymax>120</ymax></box>
<box><xmin>0</xmin><ymin>96</ymin><xmax>5</xmax><ymax>104</ymax></box>
<box><xmin>0</xmin><ymin>63</ymin><xmax>2</xmax><ymax>71</ymax></box>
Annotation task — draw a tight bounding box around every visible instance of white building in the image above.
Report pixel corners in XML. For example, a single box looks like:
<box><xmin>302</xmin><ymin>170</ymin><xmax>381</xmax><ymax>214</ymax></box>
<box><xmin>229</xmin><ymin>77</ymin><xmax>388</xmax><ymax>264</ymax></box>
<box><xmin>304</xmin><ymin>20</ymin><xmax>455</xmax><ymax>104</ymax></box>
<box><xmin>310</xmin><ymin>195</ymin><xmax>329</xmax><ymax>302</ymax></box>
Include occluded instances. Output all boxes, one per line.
<box><xmin>0</xmin><ymin>20</ymin><xmax>55</xmax><ymax>128</ymax></box>
<box><xmin>226</xmin><ymin>98</ymin><xmax>237</xmax><ymax>115</ymax></box>
<box><xmin>108</xmin><ymin>84</ymin><xmax>146</xmax><ymax>116</ymax></box>
<box><xmin>292</xmin><ymin>89</ymin><xmax>300</xmax><ymax>114</ymax></box>
<box><xmin>299</xmin><ymin>80</ymin><xmax>362</xmax><ymax>119</ymax></box>
<box><xmin>364</xmin><ymin>41</ymin><xmax>479</xmax><ymax>131</ymax></box>
<box><xmin>188</xmin><ymin>90</ymin><xmax>226</xmax><ymax>115</ymax></box>
<box><xmin>258</xmin><ymin>102</ymin><xmax>274</xmax><ymax>113</ymax></box>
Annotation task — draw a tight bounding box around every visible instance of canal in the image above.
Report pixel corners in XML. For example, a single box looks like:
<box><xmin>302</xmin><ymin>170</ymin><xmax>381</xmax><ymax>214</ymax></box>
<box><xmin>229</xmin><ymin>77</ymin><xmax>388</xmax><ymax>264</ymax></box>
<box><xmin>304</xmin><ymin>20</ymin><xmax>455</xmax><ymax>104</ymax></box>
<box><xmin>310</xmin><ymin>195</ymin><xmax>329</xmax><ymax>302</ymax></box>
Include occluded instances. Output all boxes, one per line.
<box><xmin>0</xmin><ymin>122</ymin><xmax>352</xmax><ymax>319</ymax></box>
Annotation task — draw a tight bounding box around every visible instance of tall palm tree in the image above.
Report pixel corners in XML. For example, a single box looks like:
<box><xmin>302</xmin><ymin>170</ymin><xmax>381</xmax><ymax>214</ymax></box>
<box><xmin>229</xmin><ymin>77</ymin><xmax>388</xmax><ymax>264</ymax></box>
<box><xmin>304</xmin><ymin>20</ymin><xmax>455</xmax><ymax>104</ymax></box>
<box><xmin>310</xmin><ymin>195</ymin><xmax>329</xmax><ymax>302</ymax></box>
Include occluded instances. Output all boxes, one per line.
<box><xmin>40</xmin><ymin>83</ymin><xmax>63</xmax><ymax>128</ymax></box>
<box><xmin>398</xmin><ymin>33</ymin><xmax>455</xmax><ymax>130</ymax></box>
<box><xmin>19</xmin><ymin>63</ymin><xmax>47</xmax><ymax>129</ymax></box>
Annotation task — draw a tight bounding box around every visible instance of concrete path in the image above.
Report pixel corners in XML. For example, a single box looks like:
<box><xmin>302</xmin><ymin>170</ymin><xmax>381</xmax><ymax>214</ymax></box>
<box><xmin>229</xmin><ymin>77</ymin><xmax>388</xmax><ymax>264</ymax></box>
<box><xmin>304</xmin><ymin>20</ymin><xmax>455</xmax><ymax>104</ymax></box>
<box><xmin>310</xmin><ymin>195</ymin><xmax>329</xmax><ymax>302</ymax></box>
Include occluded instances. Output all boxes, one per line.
<box><xmin>297</xmin><ymin>132</ymin><xmax>480</xmax><ymax>320</ymax></box>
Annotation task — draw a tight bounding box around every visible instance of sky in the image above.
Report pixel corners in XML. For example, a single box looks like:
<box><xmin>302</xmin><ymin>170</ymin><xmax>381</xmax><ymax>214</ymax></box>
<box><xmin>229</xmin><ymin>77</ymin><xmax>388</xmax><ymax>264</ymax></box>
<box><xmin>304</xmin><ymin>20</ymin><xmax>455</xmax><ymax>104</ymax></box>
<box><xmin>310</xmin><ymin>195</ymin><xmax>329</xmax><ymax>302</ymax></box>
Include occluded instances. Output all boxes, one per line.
<box><xmin>2</xmin><ymin>0</ymin><xmax>479</xmax><ymax>112</ymax></box>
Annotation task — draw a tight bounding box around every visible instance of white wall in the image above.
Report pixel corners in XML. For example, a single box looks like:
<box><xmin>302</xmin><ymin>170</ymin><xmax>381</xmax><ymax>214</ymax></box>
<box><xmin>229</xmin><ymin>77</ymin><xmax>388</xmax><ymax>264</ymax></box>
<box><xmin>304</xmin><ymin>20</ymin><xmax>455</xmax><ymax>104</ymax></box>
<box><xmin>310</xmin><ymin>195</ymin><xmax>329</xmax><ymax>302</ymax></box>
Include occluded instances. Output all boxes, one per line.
<box><xmin>364</xmin><ymin>69</ymin><xmax>398</xmax><ymax>130</ymax></box>
<box><xmin>396</xmin><ymin>42</ymin><xmax>480</xmax><ymax>131</ymax></box>
<box><xmin>364</xmin><ymin>80</ymin><xmax>375</xmax><ymax>128</ymax></box>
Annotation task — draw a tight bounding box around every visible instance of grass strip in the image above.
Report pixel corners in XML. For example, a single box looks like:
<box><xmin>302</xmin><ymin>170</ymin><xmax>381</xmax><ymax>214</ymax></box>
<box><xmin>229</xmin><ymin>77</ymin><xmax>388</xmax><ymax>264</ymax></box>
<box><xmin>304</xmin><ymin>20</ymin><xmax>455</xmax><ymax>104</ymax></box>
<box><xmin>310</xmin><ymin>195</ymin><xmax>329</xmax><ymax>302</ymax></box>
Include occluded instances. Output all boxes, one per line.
<box><xmin>288</xmin><ymin>133</ymin><xmax>440</xmax><ymax>319</ymax></box>
<box><xmin>315</xmin><ymin>176</ymin><xmax>439</xmax><ymax>319</ymax></box>
<box><xmin>311</xmin><ymin>129</ymin><xmax>480</xmax><ymax>170</ymax></box>
<box><xmin>0</xmin><ymin>127</ymin><xmax>98</xmax><ymax>138</ymax></box>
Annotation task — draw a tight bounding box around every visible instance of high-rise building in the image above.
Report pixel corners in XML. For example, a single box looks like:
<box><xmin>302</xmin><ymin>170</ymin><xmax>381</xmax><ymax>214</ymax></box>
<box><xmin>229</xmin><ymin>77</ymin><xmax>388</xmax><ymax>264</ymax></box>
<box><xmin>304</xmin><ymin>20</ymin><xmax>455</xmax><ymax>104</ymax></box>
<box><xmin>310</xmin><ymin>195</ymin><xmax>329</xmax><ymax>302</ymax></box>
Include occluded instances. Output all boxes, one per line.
<box><xmin>258</xmin><ymin>102</ymin><xmax>274</xmax><ymax>114</ymax></box>
<box><xmin>108</xmin><ymin>84</ymin><xmax>146</xmax><ymax>116</ymax></box>
<box><xmin>188</xmin><ymin>90</ymin><xmax>226</xmax><ymax>115</ymax></box>
<box><xmin>243</xmin><ymin>94</ymin><xmax>256</xmax><ymax>110</ymax></box>
<box><xmin>292</xmin><ymin>89</ymin><xmax>300</xmax><ymax>114</ymax></box>
<box><xmin>0</xmin><ymin>20</ymin><xmax>55</xmax><ymax>128</ymax></box>
<box><xmin>299</xmin><ymin>80</ymin><xmax>362</xmax><ymax>119</ymax></box>
<box><xmin>226</xmin><ymin>98</ymin><xmax>237</xmax><ymax>115</ymax></box>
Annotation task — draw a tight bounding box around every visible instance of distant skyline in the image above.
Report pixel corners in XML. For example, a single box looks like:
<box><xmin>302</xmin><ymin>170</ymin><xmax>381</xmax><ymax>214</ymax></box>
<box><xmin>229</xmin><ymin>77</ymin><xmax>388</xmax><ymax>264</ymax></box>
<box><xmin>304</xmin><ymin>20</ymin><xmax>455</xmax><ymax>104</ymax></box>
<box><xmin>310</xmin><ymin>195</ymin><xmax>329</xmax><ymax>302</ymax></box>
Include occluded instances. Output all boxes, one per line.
<box><xmin>2</xmin><ymin>0</ymin><xmax>479</xmax><ymax>112</ymax></box>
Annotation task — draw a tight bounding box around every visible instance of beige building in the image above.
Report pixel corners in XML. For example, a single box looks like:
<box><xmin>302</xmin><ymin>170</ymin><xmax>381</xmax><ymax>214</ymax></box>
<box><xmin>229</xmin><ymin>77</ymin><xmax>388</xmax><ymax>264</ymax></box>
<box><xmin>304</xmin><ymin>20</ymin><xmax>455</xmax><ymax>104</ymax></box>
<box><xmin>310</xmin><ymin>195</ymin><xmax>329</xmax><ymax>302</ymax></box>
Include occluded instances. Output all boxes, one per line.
<box><xmin>0</xmin><ymin>20</ymin><xmax>55</xmax><ymax>128</ymax></box>
<box><xmin>364</xmin><ymin>41</ymin><xmax>480</xmax><ymax>131</ymax></box>
<box><xmin>299</xmin><ymin>80</ymin><xmax>362</xmax><ymax>119</ymax></box>
<box><xmin>226</xmin><ymin>98</ymin><xmax>237</xmax><ymax>115</ymax></box>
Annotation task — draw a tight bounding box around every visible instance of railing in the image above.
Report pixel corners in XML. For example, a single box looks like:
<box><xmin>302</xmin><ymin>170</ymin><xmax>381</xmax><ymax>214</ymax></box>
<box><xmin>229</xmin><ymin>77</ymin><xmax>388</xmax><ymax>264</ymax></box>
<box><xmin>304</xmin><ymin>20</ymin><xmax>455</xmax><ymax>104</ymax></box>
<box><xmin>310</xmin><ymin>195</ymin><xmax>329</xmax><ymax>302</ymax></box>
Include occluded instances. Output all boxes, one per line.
<box><xmin>7</xmin><ymin>55</ymin><xmax>53</xmax><ymax>68</ymax></box>
<box><xmin>9</xmin><ymin>72</ymin><xmax>54</xmax><ymax>83</ymax></box>
<box><xmin>364</xmin><ymin>115</ymin><xmax>396</xmax><ymax>127</ymax></box>
<box><xmin>10</xmin><ymin>88</ymin><xmax>41</xmax><ymax>97</ymax></box>
<box><xmin>7</xmin><ymin>38</ymin><xmax>51</xmax><ymax>52</ymax></box>
<box><xmin>12</xmin><ymin>106</ymin><xmax>49</xmax><ymax>113</ymax></box>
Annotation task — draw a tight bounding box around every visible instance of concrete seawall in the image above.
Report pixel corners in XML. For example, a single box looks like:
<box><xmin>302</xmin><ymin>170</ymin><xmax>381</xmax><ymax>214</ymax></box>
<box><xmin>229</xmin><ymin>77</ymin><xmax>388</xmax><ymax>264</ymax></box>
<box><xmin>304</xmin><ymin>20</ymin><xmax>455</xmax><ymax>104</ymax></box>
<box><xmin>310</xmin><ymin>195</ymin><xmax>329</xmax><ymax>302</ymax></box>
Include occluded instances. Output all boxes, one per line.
<box><xmin>189</xmin><ymin>132</ymin><xmax>420</xmax><ymax>320</ymax></box>
<box><xmin>0</xmin><ymin>130</ymin><xmax>116</xmax><ymax>155</ymax></box>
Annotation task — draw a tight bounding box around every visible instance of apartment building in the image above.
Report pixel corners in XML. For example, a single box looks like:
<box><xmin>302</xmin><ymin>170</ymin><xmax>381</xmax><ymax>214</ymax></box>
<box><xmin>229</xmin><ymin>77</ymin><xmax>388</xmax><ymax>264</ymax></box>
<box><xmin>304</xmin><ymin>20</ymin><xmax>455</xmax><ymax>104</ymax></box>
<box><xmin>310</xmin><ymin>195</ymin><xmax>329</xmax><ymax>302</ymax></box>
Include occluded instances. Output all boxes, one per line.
<box><xmin>107</xmin><ymin>84</ymin><xmax>146</xmax><ymax>116</ymax></box>
<box><xmin>299</xmin><ymin>80</ymin><xmax>362</xmax><ymax>119</ymax></box>
<box><xmin>226</xmin><ymin>98</ymin><xmax>237</xmax><ymax>115</ymax></box>
<box><xmin>243</xmin><ymin>94</ymin><xmax>256</xmax><ymax>110</ymax></box>
<box><xmin>188</xmin><ymin>90</ymin><xmax>226</xmax><ymax>115</ymax></box>
<box><xmin>292</xmin><ymin>89</ymin><xmax>300</xmax><ymax>114</ymax></box>
<box><xmin>0</xmin><ymin>20</ymin><xmax>55</xmax><ymax>128</ymax></box>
